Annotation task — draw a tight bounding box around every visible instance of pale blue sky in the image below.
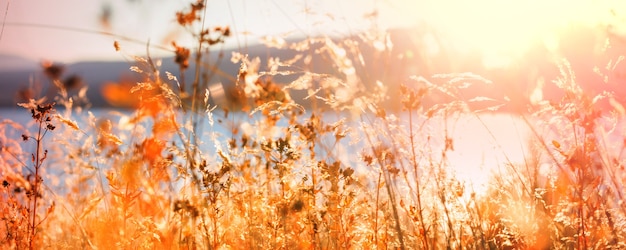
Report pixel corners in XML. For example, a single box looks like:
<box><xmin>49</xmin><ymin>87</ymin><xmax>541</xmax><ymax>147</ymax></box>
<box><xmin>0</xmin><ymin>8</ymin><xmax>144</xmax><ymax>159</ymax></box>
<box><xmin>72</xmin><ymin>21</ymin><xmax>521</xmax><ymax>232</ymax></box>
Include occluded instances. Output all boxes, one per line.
<box><xmin>0</xmin><ymin>0</ymin><xmax>620</xmax><ymax>65</ymax></box>
<box><xmin>0</xmin><ymin>0</ymin><xmax>405</xmax><ymax>63</ymax></box>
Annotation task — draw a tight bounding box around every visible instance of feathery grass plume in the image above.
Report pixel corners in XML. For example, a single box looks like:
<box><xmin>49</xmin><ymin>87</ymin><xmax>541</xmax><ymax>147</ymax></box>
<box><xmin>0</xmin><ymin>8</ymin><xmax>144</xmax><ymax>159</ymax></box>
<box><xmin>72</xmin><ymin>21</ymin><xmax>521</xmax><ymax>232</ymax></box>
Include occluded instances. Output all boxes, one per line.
<box><xmin>3</xmin><ymin>1</ymin><xmax>626</xmax><ymax>249</ymax></box>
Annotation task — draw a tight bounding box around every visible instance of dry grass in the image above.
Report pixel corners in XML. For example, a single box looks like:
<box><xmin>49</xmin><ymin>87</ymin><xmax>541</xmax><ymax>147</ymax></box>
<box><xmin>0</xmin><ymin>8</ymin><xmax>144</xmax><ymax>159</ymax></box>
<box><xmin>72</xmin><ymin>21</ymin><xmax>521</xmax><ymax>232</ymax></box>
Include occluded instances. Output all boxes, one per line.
<box><xmin>2</xmin><ymin>1</ymin><xmax>626</xmax><ymax>249</ymax></box>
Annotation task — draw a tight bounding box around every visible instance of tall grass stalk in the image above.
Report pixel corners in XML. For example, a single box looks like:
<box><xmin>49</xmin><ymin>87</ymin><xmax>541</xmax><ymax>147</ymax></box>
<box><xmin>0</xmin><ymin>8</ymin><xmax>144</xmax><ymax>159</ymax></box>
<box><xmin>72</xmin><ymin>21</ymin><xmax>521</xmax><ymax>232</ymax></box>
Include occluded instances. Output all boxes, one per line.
<box><xmin>2</xmin><ymin>1</ymin><xmax>626</xmax><ymax>249</ymax></box>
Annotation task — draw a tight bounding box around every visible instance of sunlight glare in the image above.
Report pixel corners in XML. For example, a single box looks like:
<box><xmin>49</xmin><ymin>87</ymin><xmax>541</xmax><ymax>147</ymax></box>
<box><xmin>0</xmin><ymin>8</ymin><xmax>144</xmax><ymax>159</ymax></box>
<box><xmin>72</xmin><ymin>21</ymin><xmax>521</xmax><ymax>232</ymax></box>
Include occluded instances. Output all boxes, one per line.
<box><xmin>447</xmin><ymin>114</ymin><xmax>529</xmax><ymax>196</ymax></box>
<box><xmin>387</xmin><ymin>0</ymin><xmax>615</xmax><ymax>68</ymax></box>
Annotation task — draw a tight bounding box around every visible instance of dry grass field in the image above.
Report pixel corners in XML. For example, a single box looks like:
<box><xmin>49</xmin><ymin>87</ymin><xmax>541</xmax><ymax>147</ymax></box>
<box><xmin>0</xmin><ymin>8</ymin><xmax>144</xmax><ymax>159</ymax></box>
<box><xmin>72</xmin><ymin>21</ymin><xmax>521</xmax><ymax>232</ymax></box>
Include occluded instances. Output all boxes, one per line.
<box><xmin>2</xmin><ymin>1</ymin><xmax>626</xmax><ymax>249</ymax></box>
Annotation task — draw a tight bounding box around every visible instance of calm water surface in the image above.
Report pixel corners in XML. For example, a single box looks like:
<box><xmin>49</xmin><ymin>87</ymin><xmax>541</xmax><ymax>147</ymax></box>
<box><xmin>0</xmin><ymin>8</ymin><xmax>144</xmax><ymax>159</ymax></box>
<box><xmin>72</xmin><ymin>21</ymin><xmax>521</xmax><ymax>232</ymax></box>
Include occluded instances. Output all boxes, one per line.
<box><xmin>2</xmin><ymin>107</ymin><xmax>624</xmax><ymax>195</ymax></box>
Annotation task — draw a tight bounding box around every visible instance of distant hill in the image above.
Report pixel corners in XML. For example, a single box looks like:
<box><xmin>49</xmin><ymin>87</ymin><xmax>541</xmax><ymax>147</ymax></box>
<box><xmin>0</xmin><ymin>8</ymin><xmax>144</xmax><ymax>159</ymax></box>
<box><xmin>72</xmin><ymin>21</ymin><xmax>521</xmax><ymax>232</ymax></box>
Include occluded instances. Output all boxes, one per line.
<box><xmin>0</xmin><ymin>54</ymin><xmax>39</xmax><ymax>72</ymax></box>
<box><xmin>0</xmin><ymin>43</ymin><xmax>295</xmax><ymax>108</ymax></box>
<box><xmin>1</xmin><ymin>27</ymin><xmax>625</xmax><ymax>113</ymax></box>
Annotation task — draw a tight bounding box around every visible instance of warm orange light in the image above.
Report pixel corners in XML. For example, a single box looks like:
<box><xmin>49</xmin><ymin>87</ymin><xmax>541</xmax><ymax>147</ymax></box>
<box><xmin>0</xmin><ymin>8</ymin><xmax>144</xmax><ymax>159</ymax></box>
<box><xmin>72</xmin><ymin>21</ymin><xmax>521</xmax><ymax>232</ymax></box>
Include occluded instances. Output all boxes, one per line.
<box><xmin>385</xmin><ymin>0</ymin><xmax>619</xmax><ymax>68</ymax></box>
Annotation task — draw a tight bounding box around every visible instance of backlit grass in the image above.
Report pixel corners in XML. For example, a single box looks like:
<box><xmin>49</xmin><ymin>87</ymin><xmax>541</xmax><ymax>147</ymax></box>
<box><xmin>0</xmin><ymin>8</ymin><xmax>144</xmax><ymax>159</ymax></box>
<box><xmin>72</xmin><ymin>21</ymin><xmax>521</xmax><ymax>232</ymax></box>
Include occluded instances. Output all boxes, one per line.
<box><xmin>2</xmin><ymin>1</ymin><xmax>626</xmax><ymax>249</ymax></box>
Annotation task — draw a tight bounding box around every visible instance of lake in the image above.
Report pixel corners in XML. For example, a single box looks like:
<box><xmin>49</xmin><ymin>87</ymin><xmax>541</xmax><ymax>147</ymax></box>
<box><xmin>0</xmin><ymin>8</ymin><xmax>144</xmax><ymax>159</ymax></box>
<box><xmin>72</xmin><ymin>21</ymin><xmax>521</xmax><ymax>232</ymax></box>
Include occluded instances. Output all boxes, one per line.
<box><xmin>2</xmin><ymin>107</ymin><xmax>624</xmax><ymax>196</ymax></box>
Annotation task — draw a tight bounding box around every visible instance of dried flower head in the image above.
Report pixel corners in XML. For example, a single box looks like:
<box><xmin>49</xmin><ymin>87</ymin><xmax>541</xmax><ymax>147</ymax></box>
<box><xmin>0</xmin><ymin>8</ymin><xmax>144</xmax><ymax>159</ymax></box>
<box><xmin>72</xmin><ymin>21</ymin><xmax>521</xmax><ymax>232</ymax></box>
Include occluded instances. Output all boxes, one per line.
<box><xmin>172</xmin><ymin>42</ymin><xmax>190</xmax><ymax>70</ymax></box>
<box><xmin>175</xmin><ymin>0</ymin><xmax>205</xmax><ymax>26</ymax></box>
<box><xmin>15</xmin><ymin>87</ymin><xmax>34</xmax><ymax>103</ymax></box>
<box><xmin>41</xmin><ymin>61</ymin><xmax>64</xmax><ymax>80</ymax></box>
<box><xmin>63</xmin><ymin>75</ymin><xmax>83</xmax><ymax>90</ymax></box>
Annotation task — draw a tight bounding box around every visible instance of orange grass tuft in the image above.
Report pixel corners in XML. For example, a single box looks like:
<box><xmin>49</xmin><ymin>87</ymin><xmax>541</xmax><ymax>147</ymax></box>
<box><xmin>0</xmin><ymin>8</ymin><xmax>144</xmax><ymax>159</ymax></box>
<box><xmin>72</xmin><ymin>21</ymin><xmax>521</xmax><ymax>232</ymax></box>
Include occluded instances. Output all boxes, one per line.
<box><xmin>2</xmin><ymin>1</ymin><xmax>626</xmax><ymax>249</ymax></box>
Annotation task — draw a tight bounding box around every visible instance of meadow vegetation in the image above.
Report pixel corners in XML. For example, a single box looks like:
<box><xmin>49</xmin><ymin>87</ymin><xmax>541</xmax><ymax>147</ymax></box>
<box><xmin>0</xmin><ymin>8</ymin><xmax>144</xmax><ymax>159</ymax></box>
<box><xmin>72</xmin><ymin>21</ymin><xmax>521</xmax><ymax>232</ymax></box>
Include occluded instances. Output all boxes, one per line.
<box><xmin>2</xmin><ymin>1</ymin><xmax>626</xmax><ymax>249</ymax></box>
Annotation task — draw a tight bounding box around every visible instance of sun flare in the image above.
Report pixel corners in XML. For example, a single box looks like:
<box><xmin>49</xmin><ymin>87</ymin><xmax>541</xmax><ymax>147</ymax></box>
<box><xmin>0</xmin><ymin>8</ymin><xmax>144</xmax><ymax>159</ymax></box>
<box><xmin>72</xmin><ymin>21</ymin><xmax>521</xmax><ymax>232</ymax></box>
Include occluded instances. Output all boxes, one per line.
<box><xmin>4</xmin><ymin>1</ymin><xmax>626</xmax><ymax>248</ymax></box>
<box><xmin>385</xmin><ymin>0</ymin><xmax>619</xmax><ymax>67</ymax></box>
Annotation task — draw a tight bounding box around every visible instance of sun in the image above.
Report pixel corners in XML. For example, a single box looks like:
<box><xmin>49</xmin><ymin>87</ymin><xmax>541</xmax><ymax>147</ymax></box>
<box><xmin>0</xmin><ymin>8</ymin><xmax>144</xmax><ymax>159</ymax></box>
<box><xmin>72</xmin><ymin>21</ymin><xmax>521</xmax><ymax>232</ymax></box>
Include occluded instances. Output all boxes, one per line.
<box><xmin>383</xmin><ymin>0</ymin><xmax>619</xmax><ymax>68</ymax></box>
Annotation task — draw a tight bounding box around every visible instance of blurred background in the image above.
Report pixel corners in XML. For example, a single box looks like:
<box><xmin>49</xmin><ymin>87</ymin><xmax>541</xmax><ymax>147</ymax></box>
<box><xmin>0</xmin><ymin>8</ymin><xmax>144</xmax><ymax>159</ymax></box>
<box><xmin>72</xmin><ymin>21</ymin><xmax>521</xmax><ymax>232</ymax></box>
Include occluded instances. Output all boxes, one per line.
<box><xmin>0</xmin><ymin>0</ymin><xmax>625</xmax><ymax>110</ymax></box>
<box><xmin>2</xmin><ymin>0</ymin><xmax>626</xmax><ymax>201</ymax></box>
